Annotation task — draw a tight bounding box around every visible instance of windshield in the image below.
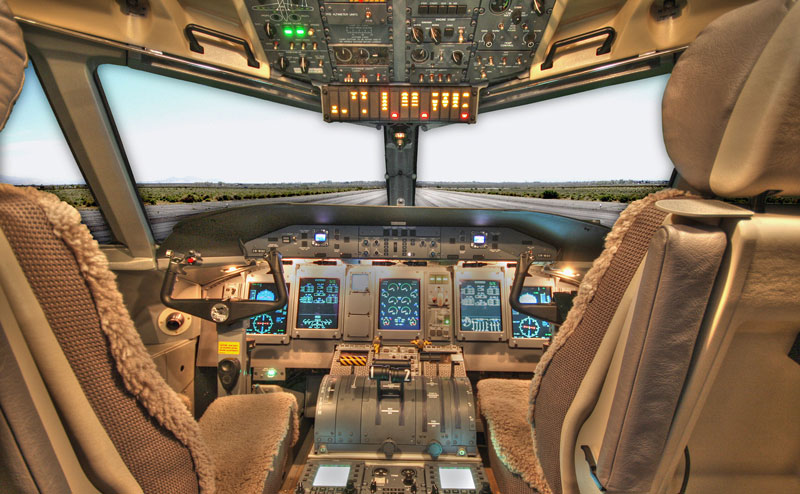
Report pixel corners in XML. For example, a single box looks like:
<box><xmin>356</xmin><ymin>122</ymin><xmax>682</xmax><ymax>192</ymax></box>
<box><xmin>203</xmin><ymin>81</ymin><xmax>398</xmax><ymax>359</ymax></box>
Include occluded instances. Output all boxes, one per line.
<box><xmin>4</xmin><ymin>64</ymin><xmax>673</xmax><ymax>244</ymax></box>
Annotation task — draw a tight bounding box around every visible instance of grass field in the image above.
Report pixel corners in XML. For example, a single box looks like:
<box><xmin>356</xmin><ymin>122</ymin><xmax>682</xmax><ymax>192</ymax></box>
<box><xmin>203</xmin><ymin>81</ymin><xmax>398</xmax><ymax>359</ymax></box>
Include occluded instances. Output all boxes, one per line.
<box><xmin>35</xmin><ymin>184</ymin><xmax>375</xmax><ymax>208</ymax></box>
<box><xmin>442</xmin><ymin>185</ymin><xmax>668</xmax><ymax>203</ymax></box>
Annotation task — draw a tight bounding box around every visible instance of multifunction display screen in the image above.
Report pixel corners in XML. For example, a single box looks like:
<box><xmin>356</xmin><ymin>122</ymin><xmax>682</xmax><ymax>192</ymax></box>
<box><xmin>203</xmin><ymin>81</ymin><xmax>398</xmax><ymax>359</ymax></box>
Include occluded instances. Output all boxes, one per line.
<box><xmin>439</xmin><ymin>467</ymin><xmax>475</xmax><ymax>489</ymax></box>
<box><xmin>511</xmin><ymin>286</ymin><xmax>553</xmax><ymax>339</ymax></box>
<box><xmin>246</xmin><ymin>283</ymin><xmax>289</xmax><ymax>335</ymax></box>
<box><xmin>313</xmin><ymin>465</ymin><xmax>351</xmax><ymax>487</ymax></box>
<box><xmin>379</xmin><ymin>278</ymin><xmax>421</xmax><ymax>330</ymax></box>
<box><xmin>459</xmin><ymin>280</ymin><xmax>502</xmax><ymax>332</ymax></box>
<box><xmin>297</xmin><ymin>278</ymin><xmax>340</xmax><ymax>329</ymax></box>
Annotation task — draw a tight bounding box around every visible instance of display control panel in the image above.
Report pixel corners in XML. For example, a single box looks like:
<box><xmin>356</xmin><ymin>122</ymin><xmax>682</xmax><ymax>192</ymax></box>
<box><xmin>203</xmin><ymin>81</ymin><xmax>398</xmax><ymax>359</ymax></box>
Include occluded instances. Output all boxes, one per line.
<box><xmin>297</xmin><ymin>460</ymin><xmax>489</xmax><ymax>494</ymax></box>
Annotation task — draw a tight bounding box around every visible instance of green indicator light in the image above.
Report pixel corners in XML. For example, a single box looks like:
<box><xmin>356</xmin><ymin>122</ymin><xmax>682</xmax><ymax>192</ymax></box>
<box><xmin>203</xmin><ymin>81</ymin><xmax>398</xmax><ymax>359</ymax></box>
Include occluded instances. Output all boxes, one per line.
<box><xmin>295</xmin><ymin>26</ymin><xmax>306</xmax><ymax>36</ymax></box>
<box><xmin>266</xmin><ymin>368</ymin><xmax>278</xmax><ymax>378</ymax></box>
<box><xmin>283</xmin><ymin>27</ymin><xmax>293</xmax><ymax>36</ymax></box>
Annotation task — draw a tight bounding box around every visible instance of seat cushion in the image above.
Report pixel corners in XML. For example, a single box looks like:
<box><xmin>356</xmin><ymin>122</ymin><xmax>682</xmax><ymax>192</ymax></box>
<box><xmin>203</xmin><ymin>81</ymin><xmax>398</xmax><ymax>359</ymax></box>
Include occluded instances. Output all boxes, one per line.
<box><xmin>477</xmin><ymin>379</ymin><xmax>549</xmax><ymax>494</ymax></box>
<box><xmin>199</xmin><ymin>392</ymin><xmax>299</xmax><ymax>494</ymax></box>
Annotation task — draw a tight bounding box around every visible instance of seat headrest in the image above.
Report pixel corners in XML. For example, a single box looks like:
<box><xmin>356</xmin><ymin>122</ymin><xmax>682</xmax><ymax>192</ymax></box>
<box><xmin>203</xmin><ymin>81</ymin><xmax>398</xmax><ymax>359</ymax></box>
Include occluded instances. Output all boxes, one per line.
<box><xmin>0</xmin><ymin>0</ymin><xmax>26</xmax><ymax>132</ymax></box>
<box><xmin>662</xmin><ymin>0</ymin><xmax>800</xmax><ymax>197</ymax></box>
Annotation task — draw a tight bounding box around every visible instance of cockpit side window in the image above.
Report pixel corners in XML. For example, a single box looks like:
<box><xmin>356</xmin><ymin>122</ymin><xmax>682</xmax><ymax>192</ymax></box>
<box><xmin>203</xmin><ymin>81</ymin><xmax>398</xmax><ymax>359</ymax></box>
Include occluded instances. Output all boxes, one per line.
<box><xmin>0</xmin><ymin>64</ymin><xmax>116</xmax><ymax>244</ymax></box>
<box><xmin>94</xmin><ymin>65</ymin><xmax>385</xmax><ymax>243</ymax></box>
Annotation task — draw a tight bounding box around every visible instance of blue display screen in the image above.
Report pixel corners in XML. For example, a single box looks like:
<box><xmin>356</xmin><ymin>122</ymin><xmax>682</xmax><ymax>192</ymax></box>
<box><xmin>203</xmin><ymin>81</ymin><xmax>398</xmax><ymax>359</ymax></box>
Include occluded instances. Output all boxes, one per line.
<box><xmin>296</xmin><ymin>278</ymin><xmax>340</xmax><ymax>329</ymax></box>
<box><xmin>314</xmin><ymin>232</ymin><xmax>327</xmax><ymax>243</ymax></box>
<box><xmin>246</xmin><ymin>283</ymin><xmax>288</xmax><ymax>335</ymax></box>
<box><xmin>459</xmin><ymin>280</ymin><xmax>502</xmax><ymax>332</ymax></box>
<box><xmin>511</xmin><ymin>286</ymin><xmax>553</xmax><ymax>339</ymax></box>
<box><xmin>379</xmin><ymin>278</ymin><xmax>421</xmax><ymax>330</ymax></box>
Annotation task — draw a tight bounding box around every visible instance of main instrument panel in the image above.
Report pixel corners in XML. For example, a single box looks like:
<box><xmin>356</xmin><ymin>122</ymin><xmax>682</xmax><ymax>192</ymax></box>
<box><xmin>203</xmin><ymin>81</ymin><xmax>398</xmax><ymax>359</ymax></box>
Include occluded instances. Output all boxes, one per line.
<box><xmin>212</xmin><ymin>256</ymin><xmax>570</xmax><ymax>349</ymax></box>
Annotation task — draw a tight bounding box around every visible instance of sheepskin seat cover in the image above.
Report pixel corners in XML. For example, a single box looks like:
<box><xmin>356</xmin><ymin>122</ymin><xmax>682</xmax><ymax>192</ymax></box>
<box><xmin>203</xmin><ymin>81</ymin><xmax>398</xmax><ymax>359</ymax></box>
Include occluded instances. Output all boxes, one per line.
<box><xmin>200</xmin><ymin>393</ymin><xmax>299</xmax><ymax>494</ymax></box>
<box><xmin>0</xmin><ymin>184</ymin><xmax>299</xmax><ymax>493</ymax></box>
<box><xmin>477</xmin><ymin>379</ymin><xmax>544</xmax><ymax>493</ymax></box>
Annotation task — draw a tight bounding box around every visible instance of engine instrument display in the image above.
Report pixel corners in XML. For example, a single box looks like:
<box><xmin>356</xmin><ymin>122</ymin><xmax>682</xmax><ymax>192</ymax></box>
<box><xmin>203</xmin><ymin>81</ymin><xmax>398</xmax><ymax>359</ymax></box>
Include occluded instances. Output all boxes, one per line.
<box><xmin>247</xmin><ymin>282</ymin><xmax>289</xmax><ymax>335</ymax></box>
<box><xmin>297</xmin><ymin>278</ymin><xmax>340</xmax><ymax>329</ymax></box>
<box><xmin>511</xmin><ymin>286</ymin><xmax>553</xmax><ymax>339</ymax></box>
<box><xmin>459</xmin><ymin>280</ymin><xmax>502</xmax><ymax>332</ymax></box>
<box><xmin>379</xmin><ymin>279</ymin><xmax>421</xmax><ymax>330</ymax></box>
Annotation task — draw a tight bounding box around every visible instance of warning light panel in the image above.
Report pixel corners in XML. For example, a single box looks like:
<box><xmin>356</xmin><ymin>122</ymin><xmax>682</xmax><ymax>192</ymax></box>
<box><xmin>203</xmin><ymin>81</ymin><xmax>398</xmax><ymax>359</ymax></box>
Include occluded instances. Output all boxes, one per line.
<box><xmin>322</xmin><ymin>85</ymin><xmax>478</xmax><ymax>123</ymax></box>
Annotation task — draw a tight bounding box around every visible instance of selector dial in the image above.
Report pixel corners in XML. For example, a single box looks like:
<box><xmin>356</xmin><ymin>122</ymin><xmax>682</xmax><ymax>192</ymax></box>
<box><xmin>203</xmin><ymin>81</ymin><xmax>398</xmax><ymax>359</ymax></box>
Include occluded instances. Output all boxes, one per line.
<box><xmin>412</xmin><ymin>26</ymin><xmax>424</xmax><ymax>44</ymax></box>
<box><xmin>430</xmin><ymin>26</ymin><xmax>442</xmax><ymax>44</ymax></box>
<box><xmin>278</xmin><ymin>56</ymin><xmax>289</xmax><ymax>71</ymax></box>
<box><xmin>264</xmin><ymin>22</ymin><xmax>276</xmax><ymax>39</ymax></box>
<box><xmin>451</xmin><ymin>50</ymin><xmax>464</xmax><ymax>65</ymax></box>
<box><xmin>533</xmin><ymin>0</ymin><xmax>545</xmax><ymax>16</ymax></box>
<box><xmin>524</xmin><ymin>32</ymin><xmax>537</xmax><ymax>46</ymax></box>
<box><xmin>299</xmin><ymin>56</ymin><xmax>309</xmax><ymax>73</ymax></box>
<box><xmin>483</xmin><ymin>32</ymin><xmax>495</xmax><ymax>47</ymax></box>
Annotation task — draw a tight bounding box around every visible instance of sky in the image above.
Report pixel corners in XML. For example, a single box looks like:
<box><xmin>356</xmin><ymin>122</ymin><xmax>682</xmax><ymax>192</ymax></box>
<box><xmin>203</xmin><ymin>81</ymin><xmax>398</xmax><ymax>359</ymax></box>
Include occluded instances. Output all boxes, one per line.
<box><xmin>0</xmin><ymin>65</ymin><xmax>673</xmax><ymax>185</ymax></box>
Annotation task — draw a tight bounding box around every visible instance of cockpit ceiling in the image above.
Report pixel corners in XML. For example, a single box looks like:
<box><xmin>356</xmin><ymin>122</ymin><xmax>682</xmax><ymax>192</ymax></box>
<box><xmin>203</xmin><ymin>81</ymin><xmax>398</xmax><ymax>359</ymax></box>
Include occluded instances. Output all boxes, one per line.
<box><xmin>8</xmin><ymin>0</ymin><xmax>753</xmax><ymax>117</ymax></box>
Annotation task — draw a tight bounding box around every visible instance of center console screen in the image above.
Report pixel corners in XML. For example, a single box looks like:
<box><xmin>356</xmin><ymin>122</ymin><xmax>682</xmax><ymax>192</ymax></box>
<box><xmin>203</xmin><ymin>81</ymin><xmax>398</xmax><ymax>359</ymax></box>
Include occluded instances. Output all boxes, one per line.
<box><xmin>246</xmin><ymin>282</ymin><xmax>289</xmax><ymax>335</ymax></box>
<box><xmin>379</xmin><ymin>278</ymin><xmax>420</xmax><ymax>330</ymax></box>
<box><xmin>459</xmin><ymin>280</ymin><xmax>502</xmax><ymax>332</ymax></box>
<box><xmin>439</xmin><ymin>466</ymin><xmax>475</xmax><ymax>489</ymax></box>
<box><xmin>313</xmin><ymin>465</ymin><xmax>350</xmax><ymax>487</ymax></box>
<box><xmin>297</xmin><ymin>278</ymin><xmax>340</xmax><ymax>329</ymax></box>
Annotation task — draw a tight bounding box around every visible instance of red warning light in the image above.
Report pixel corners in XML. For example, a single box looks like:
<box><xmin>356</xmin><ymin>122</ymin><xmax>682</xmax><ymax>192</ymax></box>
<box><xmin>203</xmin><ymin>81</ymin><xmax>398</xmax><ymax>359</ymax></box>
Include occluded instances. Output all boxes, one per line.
<box><xmin>420</xmin><ymin>112</ymin><xmax>429</xmax><ymax>119</ymax></box>
<box><xmin>390</xmin><ymin>112</ymin><xmax>399</xmax><ymax>119</ymax></box>
<box><xmin>460</xmin><ymin>112</ymin><xmax>469</xmax><ymax>120</ymax></box>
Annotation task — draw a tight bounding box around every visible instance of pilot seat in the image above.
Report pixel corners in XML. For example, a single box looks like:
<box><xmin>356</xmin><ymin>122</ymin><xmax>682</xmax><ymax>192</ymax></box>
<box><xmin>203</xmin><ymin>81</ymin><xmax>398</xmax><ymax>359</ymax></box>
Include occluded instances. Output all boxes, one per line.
<box><xmin>477</xmin><ymin>0</ymin><xmax>800</xmax><ymax>493</ymax></box>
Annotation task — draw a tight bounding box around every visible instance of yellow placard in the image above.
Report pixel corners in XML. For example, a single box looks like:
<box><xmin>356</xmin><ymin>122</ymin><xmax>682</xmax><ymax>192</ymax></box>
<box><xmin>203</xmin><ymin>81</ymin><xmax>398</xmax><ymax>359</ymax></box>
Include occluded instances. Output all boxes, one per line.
<box><xmin>218</xmin><ymin>341</ymin><xmax>240</xmax><ymax>355</ymax></box>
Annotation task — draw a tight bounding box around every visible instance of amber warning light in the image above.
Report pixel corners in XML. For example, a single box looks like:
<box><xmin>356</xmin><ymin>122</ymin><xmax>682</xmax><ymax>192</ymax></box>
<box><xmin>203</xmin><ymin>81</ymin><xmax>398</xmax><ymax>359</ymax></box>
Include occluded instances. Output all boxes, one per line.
<box><xmin>321</xmin><ymin>85</ymin><xmax>477</xmax><ymax>124</ymax></box>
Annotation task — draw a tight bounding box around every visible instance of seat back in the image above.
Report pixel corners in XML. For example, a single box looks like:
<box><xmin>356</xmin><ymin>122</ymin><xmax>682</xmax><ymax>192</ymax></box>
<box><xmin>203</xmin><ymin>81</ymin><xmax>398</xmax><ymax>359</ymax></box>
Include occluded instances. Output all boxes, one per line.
<box><xmin>0</xmin><ymin>186</ymin><xmax>215</xmax><ymax>493</ymax></box>
<box><xmin>529</xmin><ymin>1</ymin><xmax>800</xmax><ymax>493</ymax></box>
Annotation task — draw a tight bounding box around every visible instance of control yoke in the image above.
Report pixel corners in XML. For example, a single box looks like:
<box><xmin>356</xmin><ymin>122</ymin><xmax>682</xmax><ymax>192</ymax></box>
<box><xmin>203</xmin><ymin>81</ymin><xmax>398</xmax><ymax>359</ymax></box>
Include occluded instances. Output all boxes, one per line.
<box><xmin>161</xmin><ymin>248</ymin><xmax>288</xmax><ymax>325</ymax></box>
<box><xmin>509</xmin><ymin>250</ymin><xmax>561</xmax><ymax>325</ymax></box>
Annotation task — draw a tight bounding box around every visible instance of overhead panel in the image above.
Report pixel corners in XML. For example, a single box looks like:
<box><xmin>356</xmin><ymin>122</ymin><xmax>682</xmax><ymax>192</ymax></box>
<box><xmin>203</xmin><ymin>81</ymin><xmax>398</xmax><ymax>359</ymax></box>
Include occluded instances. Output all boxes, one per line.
<box><xmin>243</xmin><ymin>0</ymin><xmax>556</xmax><ymax>118</ymax></box>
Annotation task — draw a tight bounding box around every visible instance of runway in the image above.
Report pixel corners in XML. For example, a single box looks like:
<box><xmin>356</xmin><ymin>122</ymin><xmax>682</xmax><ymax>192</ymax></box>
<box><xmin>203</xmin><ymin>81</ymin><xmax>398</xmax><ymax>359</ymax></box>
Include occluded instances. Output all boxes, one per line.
<box><xmin>79</xmin><ymin>188</ymin><xmax>624</xmax><ymax>243</ymax></box>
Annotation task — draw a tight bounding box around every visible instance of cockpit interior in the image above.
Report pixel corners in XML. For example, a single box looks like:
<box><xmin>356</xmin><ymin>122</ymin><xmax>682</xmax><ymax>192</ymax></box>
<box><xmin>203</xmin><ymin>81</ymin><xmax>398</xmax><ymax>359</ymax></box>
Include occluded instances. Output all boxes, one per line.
<box><xmin>0</xmin><ymin>0</ymin><xmax>798</xmax><ymax>493</ymax></box>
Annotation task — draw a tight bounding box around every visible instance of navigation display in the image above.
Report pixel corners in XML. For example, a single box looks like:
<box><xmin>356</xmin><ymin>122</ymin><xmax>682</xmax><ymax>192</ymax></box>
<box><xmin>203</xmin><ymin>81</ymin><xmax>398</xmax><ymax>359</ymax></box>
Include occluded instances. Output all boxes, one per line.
<box><xmin>511</xmin><ymin>287</ymin><xmax>553</xmax><ymax>339</ymax></box>
<box><xmin>246</xmin><ymin>282</ymin><xmax>289</xmax><ymax>335</ymax></box>
<box><xmin>459</xmin><ymin>280</ymin><xmax>502</xmax><ymax>332</ymax></box>
<box><xmin>297</xmin><ymin>278</ymin><xmax>340</xmax><ymax>329</ymax></box>
<box><xmin>379</xmin><ymin>278</ymin><xmax>421</xmax><ymax>330</ymax></box>
<box><xmin>313</xmin><ymin>465</ymin><xmax>350</xmax><ymax>487</ymax></box>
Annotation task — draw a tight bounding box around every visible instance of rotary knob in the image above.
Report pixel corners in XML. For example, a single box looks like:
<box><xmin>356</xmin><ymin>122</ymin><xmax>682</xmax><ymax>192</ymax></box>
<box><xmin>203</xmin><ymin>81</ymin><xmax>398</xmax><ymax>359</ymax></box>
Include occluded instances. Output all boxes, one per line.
<box><xmin>412</xmin><ymin>26</ymin><xmax>424</xmax><ymax>43</ymax></box>
<box><xmin>533</xmin><ymin>0</ymin><xmax>545</xmax><ymax>15</ymax></box>
<box><xmin>277</xmin><ymin>56</ymin><xmax>289</xmax><ymax>72</ymax></box>
<box><xmin>451</xmin><ymin>50</ymin><xmax>464</xmax><ymax>65</ymax></box>
<box><xmin>430</xmin><ymin>26</ymin><xmax>442</xmax><ymax>44</ymax></box>
<box><xmin>524</xmin><ymin>32</ymin><xmax>537</xmax><ymax>46</ymax></box>
<box><xmin>483</xmin><ymin>32</ymin><xmax>495</xmax><ymax>47</ymax></box>
<box><xmin>265</xmin><ymin>22</ymin><xmax>276</xmax><ymax>39</ymax></box>
<box><xmin>299</xmin><ymin>56</ymin><xmax>309</xmax><ymax>73</ymax></box>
